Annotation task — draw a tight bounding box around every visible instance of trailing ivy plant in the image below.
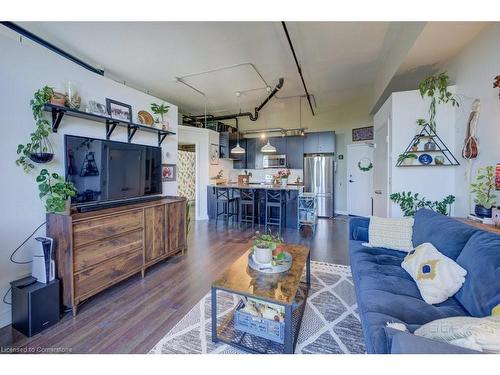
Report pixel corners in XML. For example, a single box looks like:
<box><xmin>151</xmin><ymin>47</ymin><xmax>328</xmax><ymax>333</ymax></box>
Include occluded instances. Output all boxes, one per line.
<box><xmin>470</xmin><ymin>166</ymin><xmax>497</xmax><ymax>209</ymax></box>
<box><xmin>16</xmin><ymin>86</ymin><xmax>55</xmax><ymax>172</ymax></box>
<box><xmin>418</xmin><ymin>72</ymin><xmax>459</xmax><ymax>131</ymax></box>
<box><xmin>390</xmin><ymin>191</ymin><xmax>456</xmax><ymax>217</ymax></box>
<box><xmin>36</xmin><ymin>169</ymin><xmax>77</xmax><ymax>213</ymax></box>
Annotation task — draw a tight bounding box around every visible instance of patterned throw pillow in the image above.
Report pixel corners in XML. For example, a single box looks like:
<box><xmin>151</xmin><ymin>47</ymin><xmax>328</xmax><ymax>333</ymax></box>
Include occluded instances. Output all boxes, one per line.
<box><xmin>402</xmin><ymin>242</ymin><xmax>467</xmax><ymax>304</ymax></box>
<box><xmin>367</xmin><ymin>216</ymin><xmax>414</xmax><ymax>252</ymax></box>
<box><xmin>415</xmin><ymin>316</ymin><xmax>500</xmax><ymax>353</ymax></box>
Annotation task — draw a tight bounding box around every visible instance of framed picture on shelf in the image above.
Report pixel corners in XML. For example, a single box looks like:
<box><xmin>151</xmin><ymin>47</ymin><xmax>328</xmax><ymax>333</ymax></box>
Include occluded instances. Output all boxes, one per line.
<box><xmin>162</xmin><ymin>164</ymin><xmax>176</xmax><ymax>182</ymax></box>
<box><xmin>352</xmin><ymin>126</ymin><xmax>374</xmax><ymax>142</ymax></box>
<box><xmin>210</xmin><ymin>144</ymin><xmax>219</xmax><ymax>165</ymax></box>
<box><xmin>87</xmin><ymin>100</ymin><xmax>108</xmax><ymax>116</ymax></box>
<box><xmin>106</xmin><ymin>98</ymin><xmax>132</xmax><ymax>122</ymax></box>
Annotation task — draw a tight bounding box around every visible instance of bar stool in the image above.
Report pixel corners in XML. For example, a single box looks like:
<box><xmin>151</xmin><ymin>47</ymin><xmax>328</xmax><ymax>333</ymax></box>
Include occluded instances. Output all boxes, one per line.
<box><xmin>265</xmin><ymin>190</ymin><xmax>285</xmax><ymax>234</ymax></box>
<box><xmin>239</xmin><ymin>189</ymin><xmax>256</xmax><ymax>227</ymax></box>
<box><xmin>215</xmin><ymin>188</ymin><xmax>239</xmax><ymax>223</ymax></box>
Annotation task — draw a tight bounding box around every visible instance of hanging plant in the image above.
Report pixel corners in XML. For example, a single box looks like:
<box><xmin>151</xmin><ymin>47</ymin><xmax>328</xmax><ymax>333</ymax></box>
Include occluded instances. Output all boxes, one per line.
<box><xmin>16</xmin><ymin>86</ymin><xmax>56</xmax><ymax>172</ymax></box>
<box><xmin>418</xmin><ymin>72</ymin><xmax>459</xmax><ymax>131</ymax></box>
<box><xmin>358</xmin><ymin>158</ymin><xmax>373</xmax><ymax>172</ymax></box>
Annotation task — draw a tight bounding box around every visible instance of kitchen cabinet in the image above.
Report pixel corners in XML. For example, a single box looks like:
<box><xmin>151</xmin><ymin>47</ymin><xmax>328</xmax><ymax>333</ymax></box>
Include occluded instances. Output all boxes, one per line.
<box><xmin>245</xmin><ymin>138</ymin><xmax>256</xmax><ymax>169</ymax></box>
<box><xmin>219</xmin><ymin>132</ymin><xmax>230</xmax><ymax>159</ymax></box>
<box><xmin>229</xmin><ymin>136</ymin><xmax>246</xmax><ymax>169</ymax></box>
<box><xmin>304</xmin><ymin>131</ymin><xmax>335</xmax><ymax>154</ymax></box>
<box><xmin>286</xmin><ymin>136</ymin><xmax>304</xmax><ymax>169</ymax></box>
<box><xmin>304</xmin><ymin>133</ymin><xmax>319</xmax><ymax>153</ymax></box>
<box><xmin>272</xmin><ymin>137</ymin><xmax>287</xmax><ymax>155</ymax></box>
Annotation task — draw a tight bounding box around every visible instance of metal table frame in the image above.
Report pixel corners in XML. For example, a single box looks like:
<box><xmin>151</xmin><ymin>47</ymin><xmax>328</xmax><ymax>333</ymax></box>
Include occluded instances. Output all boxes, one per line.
<box><xmin>211</xmin><ymin>251</ymin><xmax>311</xmax><ymax>354</ymax></box>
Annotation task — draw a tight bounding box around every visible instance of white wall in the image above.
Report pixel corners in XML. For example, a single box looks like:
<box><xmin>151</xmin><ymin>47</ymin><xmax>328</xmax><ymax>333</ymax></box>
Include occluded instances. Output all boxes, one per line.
<box><xmin>0</xmin><ymin>31</ymin><xmax>178</xmax><ymax>328</ymax></box>
<box><xmin>443</xmin><ymin>23</ymin><xmax>500</xmax><ymax>216</ymax></box>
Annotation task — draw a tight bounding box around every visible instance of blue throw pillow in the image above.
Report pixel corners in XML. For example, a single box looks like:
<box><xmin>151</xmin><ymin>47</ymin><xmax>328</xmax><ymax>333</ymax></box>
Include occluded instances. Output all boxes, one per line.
<box><xmin>412</xmin><ymin>209</ymin><xmax>478</xmax><ymax>260</ymax></box>
<box><xmin>353</xmin><ymin>226</ymin><xmax>369</xmax><ymax>242</ymax></box>
<box><xmin>455</xmin><ymin>231</ymin><xmax>500</xmax><ymax>317</ymax></box>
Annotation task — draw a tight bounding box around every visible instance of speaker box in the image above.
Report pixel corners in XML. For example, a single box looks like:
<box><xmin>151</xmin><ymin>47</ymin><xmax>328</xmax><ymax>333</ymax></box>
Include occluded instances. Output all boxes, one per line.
<box><xmin>11</xmin><ymin>278</ymin><xmax>60</xmax><ymax>337</ymax></box>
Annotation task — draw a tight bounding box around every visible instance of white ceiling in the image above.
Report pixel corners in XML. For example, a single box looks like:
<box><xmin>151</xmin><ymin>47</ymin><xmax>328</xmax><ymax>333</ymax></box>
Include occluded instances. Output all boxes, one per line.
<box><xmin>16</xmin><ymin>21</ymin><xmax>489</xmax><ymax>116</ymax></box>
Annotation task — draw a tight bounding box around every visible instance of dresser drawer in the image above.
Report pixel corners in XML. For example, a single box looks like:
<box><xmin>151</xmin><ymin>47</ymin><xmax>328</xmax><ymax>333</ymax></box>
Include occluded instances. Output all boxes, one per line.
<box><xmin>73</xmin><ymin>229</ymin><xmax>143</xmax><ymax>272</ymax></box>
<box><xmin>74</xmin><ymin>249</ymin><xmax>142</xmax><ymax>300</ymax></box>
<box><xmin>73</xmin><ymin>210</ymin><xmax>143</xmax><ymax>248</ymax></box>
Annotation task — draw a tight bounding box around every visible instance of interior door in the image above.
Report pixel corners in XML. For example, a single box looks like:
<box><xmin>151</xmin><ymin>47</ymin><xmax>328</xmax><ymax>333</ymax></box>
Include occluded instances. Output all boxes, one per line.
<box><xmin>347</xmin><ymin>144</ymin><xmax>374</xmax><ymax>217</ymax></box>
<box><xmin>373</xmin><ymin>120</ymin><xmax>390</xmax><ymax>217</ymax></box>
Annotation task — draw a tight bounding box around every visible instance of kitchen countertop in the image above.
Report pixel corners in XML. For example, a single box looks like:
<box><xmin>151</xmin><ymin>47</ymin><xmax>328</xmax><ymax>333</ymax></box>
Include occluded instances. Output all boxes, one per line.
<box><xmin>208</xmin><ymin>182</ymin><xmax>303</xmax><ymax>191</ymax></box>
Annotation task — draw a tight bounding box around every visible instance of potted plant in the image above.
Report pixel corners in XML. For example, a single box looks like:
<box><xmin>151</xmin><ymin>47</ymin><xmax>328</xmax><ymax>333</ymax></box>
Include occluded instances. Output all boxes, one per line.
<box><xmin>470</xmin><ymin>166</ymin><xmax>497</xmax><ymax>218</ymax></box>
<box><xmin>150</xmin><ymin>102</ymin><xmax>170</xmax><ymax>130</ymax></box>
<box><xmin>418</xmin><ymin>72</ymin><xmax>459</xmax><ymax>131</ymax></box>
<box><xmin>390</xmin><ymin>191</ymin><xmax>455</xmax><ymax>217</ymax></box>
<box><xmin>16</xmin><ymin>86</ymin><xmax>58</xmax><ymax>171</ymax></box>
<box><xmin>36</xmin><ymin>169</ymin><xmax>78</xmax><ymax>214</ymax></box>
<box><xmin>277</xmin><ymin>169</ymin><xmax>291</xmax><ymax>186</ymax></box>
<box><xmin>397</xmin><ymin>153</ymin><xmax>417</xmax><ymax>166</ymax></box>
<box><xmin>252</xmin><ymin>231</ymin><xmax>284</xmax><ymax>264</ymax></box>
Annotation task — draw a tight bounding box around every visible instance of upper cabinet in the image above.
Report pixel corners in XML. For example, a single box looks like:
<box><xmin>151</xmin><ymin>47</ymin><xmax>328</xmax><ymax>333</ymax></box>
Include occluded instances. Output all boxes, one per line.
<box><xmin>304</xmin><ymin>131</ymin><xmax>335</xmax><ymax>154</ymax></box>
<box><xmin>286</xmin><ymin>136</ymin><xmax>304</xmax><ymax>169</ymax></box>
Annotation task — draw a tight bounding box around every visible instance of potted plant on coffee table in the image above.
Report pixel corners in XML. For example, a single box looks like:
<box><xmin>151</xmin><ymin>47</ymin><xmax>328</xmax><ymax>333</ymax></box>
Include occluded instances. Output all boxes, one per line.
<box><xmin>470</xmin><ymin>166</ymin><xmax>497</xmax><ymax>218</ymax></box>
<box><xmin>252</xmin><ymin>231</ymin><xmax>285</xmax><ymax>264</ymax></box>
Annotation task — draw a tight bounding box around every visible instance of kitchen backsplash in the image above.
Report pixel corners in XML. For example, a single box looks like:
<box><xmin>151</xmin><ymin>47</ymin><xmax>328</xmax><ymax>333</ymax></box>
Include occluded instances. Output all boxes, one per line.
<box><xmin>227</xmin><ymin>168</ymin><xmax>303</xmax><ymax>183</ymax></box>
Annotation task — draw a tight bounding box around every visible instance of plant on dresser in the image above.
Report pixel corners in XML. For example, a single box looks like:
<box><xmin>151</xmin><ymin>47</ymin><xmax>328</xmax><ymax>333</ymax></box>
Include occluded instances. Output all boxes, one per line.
<box><xmin>36</xmin><ymin>169</ymin><xmax>77</xmax><ymax>213</ymax></box>
<box><xmin>470</xmin><ymin>166</ymin><xmax>497</xmax><ymax>218</ymax></box>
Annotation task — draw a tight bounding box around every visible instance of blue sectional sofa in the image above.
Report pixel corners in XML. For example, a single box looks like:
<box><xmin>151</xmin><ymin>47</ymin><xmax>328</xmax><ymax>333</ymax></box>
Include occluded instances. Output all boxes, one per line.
<box><xmin>349</xmin><ymin>209</ymin><xmax>500</xmax><ymax>354</ymax></box>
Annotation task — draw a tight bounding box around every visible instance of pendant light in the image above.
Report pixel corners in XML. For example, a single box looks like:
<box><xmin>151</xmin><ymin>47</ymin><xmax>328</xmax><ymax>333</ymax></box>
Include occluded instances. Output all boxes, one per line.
<box><xmin>230</xmin><ymin>95</ymin><xmax>245</xmax><ymax>154</ymax></box>
<box><xmin>260</xmin><ymin>108</ymin><xmax>276</xmax><ymax>153</ymax></box>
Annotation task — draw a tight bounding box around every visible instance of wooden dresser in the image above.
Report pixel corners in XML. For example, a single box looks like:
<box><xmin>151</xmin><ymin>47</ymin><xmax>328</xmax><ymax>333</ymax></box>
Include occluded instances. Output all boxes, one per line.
<box><xmin>46</xmin><ymin>197</ymin><xmax>187</xmax><ymax>315</ymax></box>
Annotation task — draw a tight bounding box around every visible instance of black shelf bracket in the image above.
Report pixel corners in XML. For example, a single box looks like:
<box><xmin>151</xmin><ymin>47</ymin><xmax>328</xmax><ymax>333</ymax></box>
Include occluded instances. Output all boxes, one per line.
<box><xmin>127</xmin><ymin>124</ymin><xmax>139</xmax><ymax>143</ymax></box>
<box><xmin>51</xmin><ymin>107</ymin><xmax>66</xmax><ymax>133</ymax></box>
<box><xmin>158</xmin><ymin>132</ymin><xmax>168</xmax><ymax>146</ymax></box>
<box><xmin>105</xmin><ymin>120</ymin><xmax>119</xmax><ymax>140</ymax></box>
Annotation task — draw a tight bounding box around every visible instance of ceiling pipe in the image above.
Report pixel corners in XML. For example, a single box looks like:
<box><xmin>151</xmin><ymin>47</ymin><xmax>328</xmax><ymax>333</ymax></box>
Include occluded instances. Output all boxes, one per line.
<box><xmin>196</xmin><ymin>77</ymin><xmax>284</xmax><ymax>123</ymax></box>
<box><xmin>281</xmin><ymin>21</ymin><xmax>315</xmax><ymax>116</ymax></box>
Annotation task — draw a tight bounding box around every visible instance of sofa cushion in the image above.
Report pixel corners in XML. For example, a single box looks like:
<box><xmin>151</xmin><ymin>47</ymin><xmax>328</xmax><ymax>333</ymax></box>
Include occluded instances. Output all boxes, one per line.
<box><xmin>412</xmin><ymin>209</ymin><xmax>478</xmax><ymax>260</ymax></box>
<box><xmin>368</xmin><ymin>216</ymin><xmax>414</xmax><ymax>252</ymax></box>
<box><xmin>455</xmin><ymin>231</ymin><xmax>500</xmax><ymax>317</ymax></box>
<box><xmin>352</xmin><ymin>226</ymin><xmax>369</xmax><ymax>242</ymax></box>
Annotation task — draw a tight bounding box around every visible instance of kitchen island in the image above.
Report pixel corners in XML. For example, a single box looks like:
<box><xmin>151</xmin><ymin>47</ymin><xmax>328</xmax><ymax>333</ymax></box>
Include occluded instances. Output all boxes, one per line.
<box><xmin>207</xmin><ymin>183</ymin><xmax>303</xmax><ymax>229</ymax></box>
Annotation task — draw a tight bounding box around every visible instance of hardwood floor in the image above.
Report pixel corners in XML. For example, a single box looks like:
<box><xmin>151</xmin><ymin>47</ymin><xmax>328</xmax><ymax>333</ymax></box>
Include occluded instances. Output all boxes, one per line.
<box><xmin>0</xmin><ymin>217</ymin><xmax>350</xmax><ymax>354</ymax></box>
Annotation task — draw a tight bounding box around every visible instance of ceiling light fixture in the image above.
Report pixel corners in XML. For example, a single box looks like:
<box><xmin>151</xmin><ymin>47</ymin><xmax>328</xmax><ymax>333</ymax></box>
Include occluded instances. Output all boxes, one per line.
<box><xmin>261</xmin><ymin>139</ymin><xmax>277</xmax><ymax>153</ymax></box>
<box><xmin>230</xmin><ymin>101</ymin><xmax>245</xmax><ymax>155</ymax></box>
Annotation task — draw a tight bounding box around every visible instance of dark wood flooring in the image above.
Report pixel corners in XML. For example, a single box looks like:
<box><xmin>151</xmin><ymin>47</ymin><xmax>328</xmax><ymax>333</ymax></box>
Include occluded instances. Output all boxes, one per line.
<box><xmin>0</xmin><ymin>217</ymin><xmax>349</xmax><ymax>354</ymax></box>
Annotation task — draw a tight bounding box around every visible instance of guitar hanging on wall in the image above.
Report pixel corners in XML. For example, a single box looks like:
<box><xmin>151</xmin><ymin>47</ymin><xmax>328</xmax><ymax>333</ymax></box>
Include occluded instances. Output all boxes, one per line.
<box><xmin>461</xmin><ymin>99</ymin><xmax>480</xmax><ymax>159</ymax></box>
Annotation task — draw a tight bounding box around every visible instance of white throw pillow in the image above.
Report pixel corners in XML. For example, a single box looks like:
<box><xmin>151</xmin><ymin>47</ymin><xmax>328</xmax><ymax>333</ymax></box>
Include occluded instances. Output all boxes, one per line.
<box><xmin>367</xmin><ymin>216</ymin><xmax>414</xmax><ymax>252</ymax></box>
<box><xmin>415</xmin><ymin>316</ymin><xmax>500</xmax><ymax>353</ymax></box>
<box><xmin>402</xmin><ymin>242</ymin><xmax>467</xmax><ymax>304</ymax></box>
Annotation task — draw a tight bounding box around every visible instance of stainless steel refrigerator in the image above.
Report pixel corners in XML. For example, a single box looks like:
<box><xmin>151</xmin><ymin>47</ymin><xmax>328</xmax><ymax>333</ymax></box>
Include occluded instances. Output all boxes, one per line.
<box><xmin>304</xmin><ymin>154</ymin><xmax>334</xmax><ymax>217</ymax></box>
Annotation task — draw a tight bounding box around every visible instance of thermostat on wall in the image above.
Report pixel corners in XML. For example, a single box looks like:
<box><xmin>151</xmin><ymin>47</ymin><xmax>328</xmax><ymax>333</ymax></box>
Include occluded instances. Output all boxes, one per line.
<box><xmin>338</xmin><ymin>155</ymin><xmax>344</xmax><ymax>160</ymax></box>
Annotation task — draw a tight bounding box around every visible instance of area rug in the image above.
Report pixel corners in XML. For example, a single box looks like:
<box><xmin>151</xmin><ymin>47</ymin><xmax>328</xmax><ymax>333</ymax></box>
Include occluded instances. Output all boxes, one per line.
<box><xmin>150</xmin><ymin>261</ymin><xmax>365</xmax><ymax>354</ymax></box>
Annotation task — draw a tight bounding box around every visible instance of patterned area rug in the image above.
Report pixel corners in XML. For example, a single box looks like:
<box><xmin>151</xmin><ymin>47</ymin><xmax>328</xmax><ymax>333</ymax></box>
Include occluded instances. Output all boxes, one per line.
<box><xmin>150</xmin><ymin>261</ymin><xmax>365</xmax><ymax>354</ymax></box>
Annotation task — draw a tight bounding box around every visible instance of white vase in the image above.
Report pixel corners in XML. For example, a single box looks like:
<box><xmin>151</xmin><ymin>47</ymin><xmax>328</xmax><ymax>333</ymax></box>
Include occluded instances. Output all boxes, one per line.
<box><xmin>254</xmin><ymin>246</ymin><xmax>273</xmax><ymax>264</ymax></box>
<box><xmin>281</xmin><ymin>178</ymin><xmax>288</xmax><ymax>186</ymax></box>
<box><xmin>160</xmin><ymin>120</ymin><xmax>169</xmax><ymax>131</ymax></box>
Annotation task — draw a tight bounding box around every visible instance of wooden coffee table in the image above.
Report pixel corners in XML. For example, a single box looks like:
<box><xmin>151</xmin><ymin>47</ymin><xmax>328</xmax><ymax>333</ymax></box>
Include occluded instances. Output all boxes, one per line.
<box><xmin>211</xmin><ymin>244</ymin><xmax>311</xmax><ymax>354</ymax></box>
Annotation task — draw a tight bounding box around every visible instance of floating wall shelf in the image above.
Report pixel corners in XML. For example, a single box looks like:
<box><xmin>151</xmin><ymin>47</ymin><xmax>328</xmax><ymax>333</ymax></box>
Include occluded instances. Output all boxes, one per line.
<box><xmin>396</xmin><ymin>123</ymin><xmax>460</xmax><ymax>168</ymax></box>
<box><xmin>43</xmin><ymin>103</ymin><xmax>176</xmax><ymax>146</ymax></box>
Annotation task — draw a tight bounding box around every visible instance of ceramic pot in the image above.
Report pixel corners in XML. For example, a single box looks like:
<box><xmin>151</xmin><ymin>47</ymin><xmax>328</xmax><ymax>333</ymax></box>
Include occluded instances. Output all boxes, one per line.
<box><xmin>402</xmin><ymin>158</ymin><xmax>414</xmax><ymax>166</ymax></box>
<box><xmin>475</xmin><ymin>204</ymin><xmax>492</xmax><ymax>218</ymax></box>
<box><xmin>424</xmin><ymin>140</ymin><xmax>437</xmax><ymax>151</ymax></box>
<box><xmin>160</xmin><ymin>120</ymin><xmax>169</xmax><ymax>131</ymax></box>
<box><xmin>50</xmin><ymin>92</ymin><xmax>66</xmax><ymax>106</ymax></box>
<box><xmin>254</xmin><ymin>246</ymin><xmax>273</xmax><ymax>264</ymax></box>
<box><xmin>29</xmin><ymin>152</ymin><xmax>54</xmax><ymax>164</ymax></box>
<box><xmin>434</xmin><ymin>155</ymin><xmax>445</xmax><ymax>165</ymax></box>
<box><xmin>281</xmin><ymin>178</ymin><xmax>288</xmax><ymax>187</ymax></box>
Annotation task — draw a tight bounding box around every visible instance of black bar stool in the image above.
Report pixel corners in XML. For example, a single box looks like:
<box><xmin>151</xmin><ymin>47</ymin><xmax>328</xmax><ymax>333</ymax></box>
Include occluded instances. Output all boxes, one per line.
<box><xmin>265</xmin><ymin>190</ymin><xmax>285</xmax><ymax>234</ymax></box>
<box><xmin>215</xmin><ymin>188</ymin><xmax>239</xmax><ymax>223</ymax></box>
<box><xmin>239</xmin><ymin>189</ymin><xmax>256</xmax><ymax>226</ymax></box>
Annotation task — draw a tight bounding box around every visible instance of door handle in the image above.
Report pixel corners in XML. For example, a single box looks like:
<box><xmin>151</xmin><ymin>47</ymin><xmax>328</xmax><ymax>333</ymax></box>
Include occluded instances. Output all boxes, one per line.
<box><xmin>349</xmin><ymin>179</ymin><xmax>355</xmax><ymax>183</ymax></box>
<box><xmin>374</xmin><ymin>190</ymin><xmax>382</xmax><ymax>194</ymax></box>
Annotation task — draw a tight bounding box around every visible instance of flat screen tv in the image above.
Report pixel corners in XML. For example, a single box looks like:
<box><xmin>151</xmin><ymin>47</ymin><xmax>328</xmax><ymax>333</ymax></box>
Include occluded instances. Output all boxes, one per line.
<box><xmin>64</xmin><ymin>135</ymin><xmax>162</xmax><ymax>206</ymax></box>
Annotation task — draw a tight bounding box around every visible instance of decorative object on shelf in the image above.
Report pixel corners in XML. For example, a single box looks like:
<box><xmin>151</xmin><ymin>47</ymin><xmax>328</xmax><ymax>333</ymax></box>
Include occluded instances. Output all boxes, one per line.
<box><xmin>424</xmin><ymin>139</ymin><xmax>437</xmax><ymax>151</ymax></box>
<box><xmin>16</xmin><ymin>86</ymin><xmax>56</xmax><ymax>172</ymax></box>
<box><xmin>470</xmin><ymin>166</ymin><xmax>496</xmax><ymax>218</ymax></box>
<box><xmin>418</xmin><ymin>153</ymin><xmax>433</xmax><ymax>165</ymax></box>
<box><xmin>352</xmin><ymin>126</ymin><xmax>373</xmax><ymax>142</ymax></box>
<box><xmin>357</xmin><ymin>157</ymin><xmax>373</xmax><ymax>171</ymax></box>
<box><xmin>210</xmin><ymin>143</ymin><xmax>219</xmax><ymax>165</ymax></box>
<box><xmin>462</xmin><ymin>99</ymin><xmax>480</xmax><ymax>159</ymax></box>
<box><xmin>86</xmin><ymin>100</ymin><xmax>108</xmax><ymax>116</ymax></box>
<box><xmin>276</xmin><ymin>168</ymin><xmax>291</xmax><ymax>186</ymax></box>
<box><xmin>434</xmin><ymin>155</ymin><xmax>445</xmax><ymax>165</ymax></box>
<box><xmin>390</xmin><ymin>191</ymin><xmax>456</xmax><ymax>217</ymax></box>
<box><xmin>162</xmin><ymin>164</ymin><xmax>176</xmax><ymax>182</ymax></box>
<box><xmin>65</xmin><ymin>81</ymin><xmax>81</xmax><ymax>110</ymax></box>
<box><xmin>106</xmin><ymin>98</ymin><xmax>132</xmax><ymax>122</ymax></box>
<box><xmin>396</xmin><ymin>123</ymin><xmax>460</xmax><ymax>167</ymax></box>
<box><xmin>49</xmin><ymin>91</ymin><xmax>66</xmax><ymax>106</ymax></box>
<box><xmin>418</xmin><ymin>72</ymin><xmax>459</xmax><ymax>131</ymax></box>
<box><xmin>492</xmin><ymin>207</ymin><xmax>500</xmax><ymax>228</ymax></box>
<box><xmin>137</xmin><ymin>110</ymin><xmax>154</xmax><ymax>125</ymax></box>
<box><xmin>250</xmin><ymin>231</ymin><xmax>289</xmax><ymax>272</ymax></box>
<box><xmin>36</xmin><ymin>168</ymin><xmax>77</xmax><ymax>214</ymax></box>
<box><xmin>150</xmin><ymin>102</ymin><xmax>170</xmax><ymax>130</ymax></box>
<box><xmin>494</xmin><ymin>75</ymin><xmax>500</xmax><ymax>99</ymax></box>
<box><xmin>397</xmin><ymin>153</ymin><xmax>417</xmax><ymax>166</ymax></box>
